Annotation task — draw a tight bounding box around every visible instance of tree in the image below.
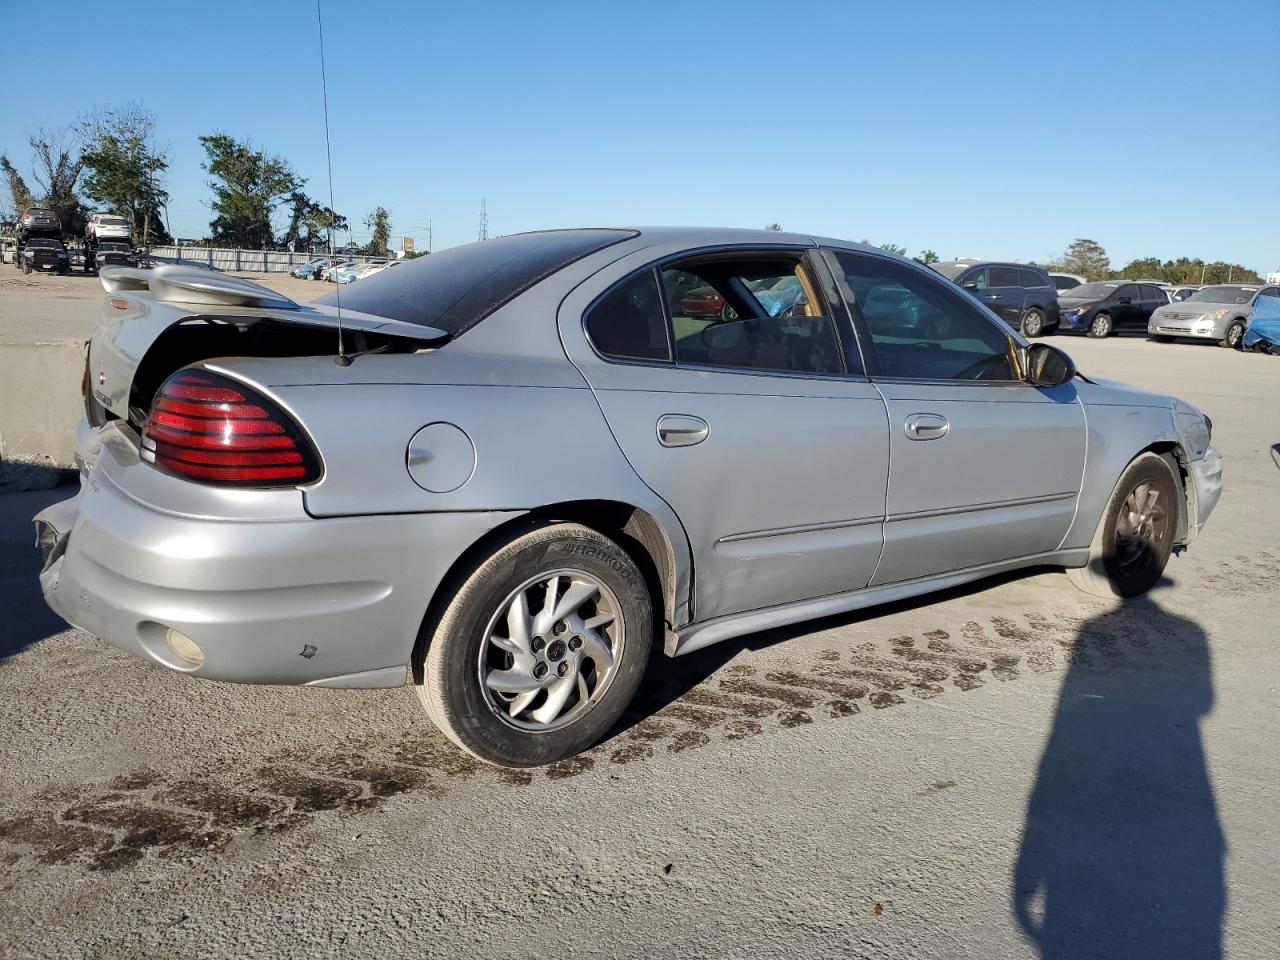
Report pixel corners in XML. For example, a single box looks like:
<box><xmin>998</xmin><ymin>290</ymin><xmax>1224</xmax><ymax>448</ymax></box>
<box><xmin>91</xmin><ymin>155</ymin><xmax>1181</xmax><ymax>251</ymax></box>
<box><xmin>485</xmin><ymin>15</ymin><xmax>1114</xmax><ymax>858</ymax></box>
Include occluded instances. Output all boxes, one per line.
<box><xmin>80</xmin><ymin>105</ymin><xmax>171</xmax><ymax>246</ymax></box>
<box><xmin>363</xmin><ymin>206</ymin><xmax>391</xmax><ymax>257</ymax></box>
<box><xmin>0</xmin><ymin>154</ymin><xmax>36</xmax><ymax>218</ymax></box>
<box><xmin>918</xmin><ymin>249</ymin><xmax>939</xmax><ymax>264</ymax></box>
<box><xmin>279</xmin><ymin>191</ymin><xmax>346</xmax><ymax>251</ymax></box>
<box><xmin>1</xmin><ymin>129</ymin><xmax>87</xmax><ymax>235</ymax></box>
<box><xmin>765</xmin><ymin>223</ymin><xmax>782</xmax><ymax>231</ymax></box>
<box><xmin>1118</xmin><ymin>256</ymin><xmax>1163</xmax><ymax>280</ymax></box>
<box><xmin>878</xmin><ymin>242</ymin><xmax>908</xmax><ymax>256</ymax></box>
<box><xmin>199</xmin><ymin>133</ymin><xmax>301</xmax><ymax>248</ymax></box>
<box><xmin>1058</xmin><ymin>239</ymin><xmax>1110</xmax><ymax>281</ymax></box>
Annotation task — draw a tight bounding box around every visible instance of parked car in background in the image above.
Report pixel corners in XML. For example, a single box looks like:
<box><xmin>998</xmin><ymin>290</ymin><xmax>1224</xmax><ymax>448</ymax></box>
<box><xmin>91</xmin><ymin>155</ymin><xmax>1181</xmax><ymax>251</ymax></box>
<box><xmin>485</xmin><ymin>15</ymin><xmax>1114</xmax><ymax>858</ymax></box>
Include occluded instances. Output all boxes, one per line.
<box><xmin>34</xmin><ymin>229</ymin><xmax>1222</xmax><ymax>767</ymax></box>
<box><xmin>290</xmin><ymin>258</ymin><xmax>330</xmax><ymax>280</ymax></box>
<box><xmin>15</xmin><ymin>207</ymin><xmax>61</xmax><ymax>243</ymax></box>
<box><xmin>91</xmin><ymin>241</ymin><xmax>139</xmax><ymax>270</ymax></box>
<box><xmin>1057</xmin><ymin>281</ymin><xmax>1168</xmax><ymax>337</ymax></box>
<box><xmin>1241</xmin><ymin>294</ymin><xmax>1280</xmax><ymax>353</ymax></box>
<box><xmin>1149</xmin><ymin>282</ymin><xmax>1280</xmax><ymax>347</ymax></box>
<box><xmin>1049</xmin><ymin>272</ymin><xmax>1086</xmax><ymax>295</ymax></box>
<box><xmin>931</xmin><ymin>260</ymin><xmax>1060</xmax><ymax>336</ymax></box>
<box><xmin>1169</xmin><ymin>285</ymin><xmax>1200</xmax><ymax>303</ymax></box>
<box><xmin>319</xmin><ymin>259</ymin><xmax>351</xmax><ymax>282</ymax></box>
<box><xmin>86</xmin><ymin>214</ymin><xmax>132</xmax><ymax>244</ymax></box>
<box><xmin>18</xmin><ymin>237</ymin><xmax>70</xmax><ymax>274</ymax></box>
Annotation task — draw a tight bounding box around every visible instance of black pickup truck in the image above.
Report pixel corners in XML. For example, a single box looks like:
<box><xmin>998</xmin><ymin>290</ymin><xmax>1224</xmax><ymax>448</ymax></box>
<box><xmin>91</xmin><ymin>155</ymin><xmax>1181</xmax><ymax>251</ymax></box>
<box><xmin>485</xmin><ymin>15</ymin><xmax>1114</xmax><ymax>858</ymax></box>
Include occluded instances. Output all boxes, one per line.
<box><xmin>19</xmin><ymin>237</ymin><xmax>70</xmax><ymax>274</ymax></box>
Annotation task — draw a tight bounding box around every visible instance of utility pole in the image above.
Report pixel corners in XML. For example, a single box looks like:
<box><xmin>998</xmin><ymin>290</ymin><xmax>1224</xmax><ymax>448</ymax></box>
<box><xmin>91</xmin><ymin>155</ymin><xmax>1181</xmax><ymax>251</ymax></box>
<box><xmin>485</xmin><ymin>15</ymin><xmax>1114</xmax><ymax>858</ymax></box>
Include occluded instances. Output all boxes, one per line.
<box><xmin>428</xmin><ymin>218</ymin><xmax>433</xmax><ymax>253</ymax></box>
<box><xmin>478</xmin><ymin>198</ymin><xmax>488</xmax><ymax>242</ymax></box>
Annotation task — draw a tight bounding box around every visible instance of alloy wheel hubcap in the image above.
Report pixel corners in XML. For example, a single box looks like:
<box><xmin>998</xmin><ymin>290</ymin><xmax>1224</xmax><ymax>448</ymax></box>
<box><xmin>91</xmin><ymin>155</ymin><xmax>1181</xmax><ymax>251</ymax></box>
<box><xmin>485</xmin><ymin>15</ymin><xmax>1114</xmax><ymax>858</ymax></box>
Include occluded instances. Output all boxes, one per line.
<box><xmin>1114</xmin><ymin>481</ymin><xmax>1168</xmax><ymax>575</ymax></box>
<box><xmin>478</xmin><ymin>570</ymin><xmax>623</xmax><ymax>732</ymax></box>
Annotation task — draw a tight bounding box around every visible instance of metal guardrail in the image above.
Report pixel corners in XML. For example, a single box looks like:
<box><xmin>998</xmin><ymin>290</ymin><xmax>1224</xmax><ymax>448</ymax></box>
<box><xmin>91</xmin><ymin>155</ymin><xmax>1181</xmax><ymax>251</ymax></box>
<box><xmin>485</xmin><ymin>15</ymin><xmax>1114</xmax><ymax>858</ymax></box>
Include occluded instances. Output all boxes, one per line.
<box><xmin>146</xmin><ymin>246</ymin><xmax>393</xmax><ymax>274</ymax></box>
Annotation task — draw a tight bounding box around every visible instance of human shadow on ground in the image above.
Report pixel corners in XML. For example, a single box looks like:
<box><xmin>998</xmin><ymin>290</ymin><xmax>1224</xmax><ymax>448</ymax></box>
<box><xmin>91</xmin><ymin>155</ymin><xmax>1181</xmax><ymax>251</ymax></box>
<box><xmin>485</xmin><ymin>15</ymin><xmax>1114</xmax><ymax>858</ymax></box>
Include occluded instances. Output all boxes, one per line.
<box><xmin>0</xmin><ymin>483</ymin><xmax>76</xmax><ymax>661</ymax></box>
<box><xmin>1012</xmin><ymin>590</ymin><xmax>1225</xmax><ymax>959</ymax></box>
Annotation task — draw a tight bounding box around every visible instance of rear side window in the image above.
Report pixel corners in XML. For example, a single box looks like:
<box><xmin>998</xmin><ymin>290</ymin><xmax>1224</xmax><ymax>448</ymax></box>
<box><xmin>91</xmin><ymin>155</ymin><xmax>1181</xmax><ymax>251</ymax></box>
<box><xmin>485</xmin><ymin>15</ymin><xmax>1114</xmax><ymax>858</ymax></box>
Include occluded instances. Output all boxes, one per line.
<box><xmin>585</xmin><ymin>271</ymin><xmax>671</xmax><ymax>362</ymax></box>
<box><xmin>1019</xmin><ymin>268</ymin><xmax>1047</xmax><ymax>289</ymax></box>
<box><xmin>320</xmin><ymin>229</ymin><xmax>636</xmax><ymax>336</ymax></box>
<box><xmin>661</xmin><ymin>256</ymin><xmax>843</xmax><ymax>376</ymax></box>
<box><xmin>1140</xmin><ymin>284</ymin><xmax>1166</xmax><ymax>301</ymax></box>
<box><xmin>1116</xmin><ymin>284</ymin><xmax>1139</xmax><ymax>301</ymax></box>
<box><xmin>989</xmin><ymin>266</ymin><xmax>1021</xmax><ymax>287</ymax></box>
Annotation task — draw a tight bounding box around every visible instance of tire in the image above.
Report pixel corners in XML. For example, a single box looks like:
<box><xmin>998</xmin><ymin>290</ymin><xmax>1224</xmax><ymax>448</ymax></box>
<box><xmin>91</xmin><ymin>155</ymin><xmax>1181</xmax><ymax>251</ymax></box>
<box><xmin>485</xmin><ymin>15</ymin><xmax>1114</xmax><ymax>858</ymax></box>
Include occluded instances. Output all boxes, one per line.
<box><xmin>1067</xmin><ymin>452</ymin><xmax>1179</xmax><ymax>599</ymax></box>
<box><xmin>1221</xmin><ymin>321</ymin><xmax>1244</xmax><ymax>349</ymax></box>
<box><xmin>23</xmin><ymin>263</ymin><xmax>30</xmax><ymax>275</ymax></box>
<box><xmin>1021</xmin><ymin>308</ymin><xmax>1046</xmax><ymax>338</ymax></box>
<box><xmin>1086</xmin><ymin>312</ymin><xmax>1112</xmax><ymax>338</ymax></box>
<box><xmin>416</xmin><ymin>522</ymin><xmax>653</xmax><ymax>767</ymax></box>
<box><xmin>1149</xmin><ymin>335</ymin><xmax>1174</xmax><ymax>343</ymax></box>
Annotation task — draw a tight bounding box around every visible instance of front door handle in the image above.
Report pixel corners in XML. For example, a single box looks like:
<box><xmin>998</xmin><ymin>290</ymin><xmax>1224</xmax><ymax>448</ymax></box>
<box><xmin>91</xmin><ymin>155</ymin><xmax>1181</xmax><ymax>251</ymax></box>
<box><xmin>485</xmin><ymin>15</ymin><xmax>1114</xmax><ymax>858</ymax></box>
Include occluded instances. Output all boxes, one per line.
<box><xmin>904</xmin><ymin>413</ymin><xmax>950</xmax><ymax>441</ymax></box>
<box><xmin>657</xmin><ymin>414</ymin><xmax>709</xmax><ymax>447</ymax></box>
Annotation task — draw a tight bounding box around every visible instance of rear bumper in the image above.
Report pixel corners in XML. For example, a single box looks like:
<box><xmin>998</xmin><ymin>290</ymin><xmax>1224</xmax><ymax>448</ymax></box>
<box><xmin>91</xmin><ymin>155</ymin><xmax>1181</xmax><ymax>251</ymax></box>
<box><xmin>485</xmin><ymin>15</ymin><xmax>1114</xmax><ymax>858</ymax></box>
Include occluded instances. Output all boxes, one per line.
<box><xmin>35</xmin><ymin>427</ymin><xmax>519</xmax><ymax>688</ymax></box>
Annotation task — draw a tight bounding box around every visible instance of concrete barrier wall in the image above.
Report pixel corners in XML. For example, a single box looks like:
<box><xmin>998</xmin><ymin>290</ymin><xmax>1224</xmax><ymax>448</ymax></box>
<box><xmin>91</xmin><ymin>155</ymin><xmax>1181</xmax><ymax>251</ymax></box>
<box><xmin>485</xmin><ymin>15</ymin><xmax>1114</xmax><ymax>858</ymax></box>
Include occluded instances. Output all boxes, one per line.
<box><xmin>0</xmin><ymin>340</ymin><xmax>87</xmax><ymax>468</ymax></box>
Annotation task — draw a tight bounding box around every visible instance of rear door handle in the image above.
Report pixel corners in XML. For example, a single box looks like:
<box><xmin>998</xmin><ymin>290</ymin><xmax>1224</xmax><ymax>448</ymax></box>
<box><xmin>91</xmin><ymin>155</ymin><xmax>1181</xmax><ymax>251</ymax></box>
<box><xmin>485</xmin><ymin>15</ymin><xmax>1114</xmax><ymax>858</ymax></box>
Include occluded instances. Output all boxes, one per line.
<box><xmin>904</xmin><ymin>413</ymin><xmax>950</xmax><ymax>441</ymax></box>
<box><xmin>657</xmin><ymin>414</ymin><xmax>709</xmax><ymax>447</ymax></box>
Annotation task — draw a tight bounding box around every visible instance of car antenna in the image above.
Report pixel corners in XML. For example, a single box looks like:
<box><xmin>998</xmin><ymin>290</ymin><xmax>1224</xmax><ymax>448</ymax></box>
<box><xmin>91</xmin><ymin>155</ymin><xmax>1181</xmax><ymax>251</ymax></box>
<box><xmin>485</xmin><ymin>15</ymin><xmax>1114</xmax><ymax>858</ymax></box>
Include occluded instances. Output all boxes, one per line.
<box><xmin>315</xmin><ymin>0</ymin><xmax>351</xmax><ymax>366</ymax></box>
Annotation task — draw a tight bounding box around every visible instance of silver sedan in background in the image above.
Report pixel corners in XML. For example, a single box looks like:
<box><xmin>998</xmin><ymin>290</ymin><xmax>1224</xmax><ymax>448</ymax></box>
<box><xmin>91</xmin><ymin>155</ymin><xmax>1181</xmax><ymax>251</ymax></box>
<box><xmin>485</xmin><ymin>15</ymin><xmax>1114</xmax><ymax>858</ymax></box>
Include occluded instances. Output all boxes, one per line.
<box><xmin>1150</xmin><ymin>282</ymin><xmax>1280</xmax><ymax>346</ymax></box>
<box><xmin>34</xmin><ymin>228</ymin><xmax>1222</xmax><ymax>767</ymax></box>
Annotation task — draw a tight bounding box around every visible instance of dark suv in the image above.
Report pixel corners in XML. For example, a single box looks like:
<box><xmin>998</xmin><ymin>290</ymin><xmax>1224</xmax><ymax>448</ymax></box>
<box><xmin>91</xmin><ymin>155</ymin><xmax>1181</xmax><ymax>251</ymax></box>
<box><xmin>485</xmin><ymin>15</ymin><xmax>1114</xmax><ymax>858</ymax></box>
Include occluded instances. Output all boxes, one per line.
<box><xmin>931</xmin><ymin>260</ymin><xmax>1060</xmax><ymax>336</ymax></box>
<box><xmin>19</xmin><ymin>237</ymin><xmax>70</xmax><ymax>274</ymax></box>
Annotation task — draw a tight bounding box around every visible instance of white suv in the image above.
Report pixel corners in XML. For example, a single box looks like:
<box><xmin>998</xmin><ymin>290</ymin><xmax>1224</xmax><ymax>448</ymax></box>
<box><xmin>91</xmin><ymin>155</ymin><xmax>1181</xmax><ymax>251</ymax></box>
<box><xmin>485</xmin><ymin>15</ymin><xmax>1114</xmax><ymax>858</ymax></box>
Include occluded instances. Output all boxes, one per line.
<box><xmin>86</xmin><ymin>214</ymin><xmax>132</xmax><ymax>243</ymax></box>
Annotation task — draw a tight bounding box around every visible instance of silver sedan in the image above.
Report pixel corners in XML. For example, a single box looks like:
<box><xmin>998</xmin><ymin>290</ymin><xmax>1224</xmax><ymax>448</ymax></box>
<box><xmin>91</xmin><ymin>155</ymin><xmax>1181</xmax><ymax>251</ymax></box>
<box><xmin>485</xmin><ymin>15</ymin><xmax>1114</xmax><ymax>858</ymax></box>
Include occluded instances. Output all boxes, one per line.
<box><xmin>35</xmin><ymin>228</ymin><xmax>1223</xmax><ymax>767</ymax></box>
<box><xmin>1149</xmin><ymin>282</ymin><xmax>1280</xmax><ymax>347</ymax></box>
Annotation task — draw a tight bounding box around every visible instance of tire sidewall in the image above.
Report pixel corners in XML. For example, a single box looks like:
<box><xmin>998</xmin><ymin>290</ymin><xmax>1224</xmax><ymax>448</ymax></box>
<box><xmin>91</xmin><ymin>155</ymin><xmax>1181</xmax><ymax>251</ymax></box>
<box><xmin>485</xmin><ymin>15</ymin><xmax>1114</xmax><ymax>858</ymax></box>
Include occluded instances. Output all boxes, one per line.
<box><xmin>1099</xmin><ymin>456</ymin><xmax>1178</xmax><ymax>598</ymax></box>
<box><xmin>1022</xmin><ymin>309</ymin><xmax>1044</xmax><ymax>338</ymax></box>
<box><xmin>428</xmin><ymin>527</ymin><xmax>652</xmax><ymax>767</ymax></box>
<box><xmin>1224</xmin><ymin>322</ymin><xmax>1243</xmax><ymax>348</ymax></box>
<box><xmin>1089</xmin><ymin>313</ymin><xmax>1111</xmax><ymax>338</ymax></box>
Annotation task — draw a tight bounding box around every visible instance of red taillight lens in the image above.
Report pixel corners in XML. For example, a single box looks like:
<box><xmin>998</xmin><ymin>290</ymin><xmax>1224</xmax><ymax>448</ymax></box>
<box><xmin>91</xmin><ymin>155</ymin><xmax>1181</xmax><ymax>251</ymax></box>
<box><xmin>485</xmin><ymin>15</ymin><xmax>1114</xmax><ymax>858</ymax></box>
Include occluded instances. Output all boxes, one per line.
<box><xmin>141</xmin><ymin>370</ymin><xmax>321</xmax><ymax>487</ymax></box>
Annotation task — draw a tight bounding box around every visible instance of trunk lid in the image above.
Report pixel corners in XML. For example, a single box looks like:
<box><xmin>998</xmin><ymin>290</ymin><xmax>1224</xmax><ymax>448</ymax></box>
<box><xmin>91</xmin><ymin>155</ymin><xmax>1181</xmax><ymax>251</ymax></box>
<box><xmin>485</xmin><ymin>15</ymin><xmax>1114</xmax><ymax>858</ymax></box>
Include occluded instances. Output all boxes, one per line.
<box><xmin>89</xmin><ymin>265</ymin><xmax>446</xmax><ymax>423</ymax></box>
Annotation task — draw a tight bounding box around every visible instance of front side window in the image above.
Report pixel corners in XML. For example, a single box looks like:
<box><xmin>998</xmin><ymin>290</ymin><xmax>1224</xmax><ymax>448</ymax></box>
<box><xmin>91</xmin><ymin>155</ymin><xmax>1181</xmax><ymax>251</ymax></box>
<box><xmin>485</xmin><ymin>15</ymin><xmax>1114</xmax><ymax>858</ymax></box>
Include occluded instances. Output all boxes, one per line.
<box><xmin>962</xmin><ymin>267</ymin><xmax>990</xmax><ymax>289</ymax></box>
<box><xmin>585</xmin><ymin>270</ymin><xmax>670</xmax><ymax>362</ymax></box>
<box><xmin>660</xmin><ymin>257</ymin><xmax>843</xmax><ymax>375</ymax></box>
<box><xmin>834</xmin><ymin>252</ymin><xmax>1018</xmax><ymax>382</ymax></box>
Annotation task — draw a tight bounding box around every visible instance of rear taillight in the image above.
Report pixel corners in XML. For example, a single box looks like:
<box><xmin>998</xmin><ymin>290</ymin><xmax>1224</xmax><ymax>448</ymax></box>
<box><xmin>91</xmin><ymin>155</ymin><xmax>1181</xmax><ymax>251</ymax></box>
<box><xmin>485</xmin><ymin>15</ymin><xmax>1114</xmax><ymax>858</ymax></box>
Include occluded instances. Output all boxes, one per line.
<box><xmin>141</xmin><ymin>370</ymin><xmax>321</xmax><ymax>487</ymax></box>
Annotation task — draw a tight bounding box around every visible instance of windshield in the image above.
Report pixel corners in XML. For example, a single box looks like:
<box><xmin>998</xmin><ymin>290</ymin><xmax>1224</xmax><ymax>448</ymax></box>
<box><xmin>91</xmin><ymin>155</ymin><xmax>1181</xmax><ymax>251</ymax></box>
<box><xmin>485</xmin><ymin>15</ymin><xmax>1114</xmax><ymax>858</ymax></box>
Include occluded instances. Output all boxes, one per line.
<box><xmin>1187</xmin><ymin>285</ymin><xmax>1258</xmax><ymax>304</ymax></box>
<box><xmin>1062</xmin><ymin>282</ymin><xmax>1120</xmax><ymax>300</ymax></box>
<box><xmin>930</xmin><ymin>262</ymin><xmax>971</xmax><ymax>280</ymax></box>
<box><xmin>99</xmin><ymin>242</ymin><xmax>130</xmax><ymax>252</ymax></box>
<box><xmin>324</xmin><ymin>229</ymin><xmax>637</xmax><ymax>335</ymax></box>
<box><xmin>26</xmin><ymin>239</ymin><xmax>60</xmax><ymax>249</ymax></box>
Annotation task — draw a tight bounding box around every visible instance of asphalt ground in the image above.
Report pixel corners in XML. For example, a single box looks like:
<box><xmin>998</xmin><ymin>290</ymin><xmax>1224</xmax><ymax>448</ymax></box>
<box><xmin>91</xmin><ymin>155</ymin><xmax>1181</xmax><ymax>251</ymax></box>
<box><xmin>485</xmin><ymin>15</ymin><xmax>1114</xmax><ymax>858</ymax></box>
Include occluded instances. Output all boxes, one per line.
<box><xmin>0</xmin><ymin>295</ymin><xmax>1277</xmax><ymax>958</ymax></box>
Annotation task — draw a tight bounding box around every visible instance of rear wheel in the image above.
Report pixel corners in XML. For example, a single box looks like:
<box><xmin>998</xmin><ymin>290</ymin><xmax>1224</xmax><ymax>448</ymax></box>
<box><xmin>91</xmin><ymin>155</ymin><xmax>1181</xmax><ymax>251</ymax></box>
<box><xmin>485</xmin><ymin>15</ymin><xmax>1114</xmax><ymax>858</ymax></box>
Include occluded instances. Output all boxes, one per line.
<box><xmin>416</xmin><ymin>522</ymin><xmax>653</xmax><ymax>767</ymax></box>
<box><xmin>1087</xmin><ymin>312</ymin><xmax>1112</xmax><ymax>338</ymax></box>
<box><xmin>1021</xmin><ymin>308</ymin><xmax>1046</xmax><ymax>338</ymax></box>
<box><xmin>1221</xmin><ymin>321</ymin><xmax>1244</xmax><ymax>349</ymax></box>
<box><xmin>1067</xmin><ymin>452</ymin><xmax>1179</xmax><ymax>599</ymax></box>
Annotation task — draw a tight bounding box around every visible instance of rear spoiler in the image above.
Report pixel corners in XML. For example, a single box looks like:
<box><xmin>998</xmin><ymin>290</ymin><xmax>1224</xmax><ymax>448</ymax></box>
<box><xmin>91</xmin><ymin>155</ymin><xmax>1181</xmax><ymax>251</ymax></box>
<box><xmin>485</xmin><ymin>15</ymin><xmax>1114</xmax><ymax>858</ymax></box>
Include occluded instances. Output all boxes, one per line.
<box><xmin>99</xmin><ymin>265</ymin><xmax>298</xmax><ymax>310</ymax></box>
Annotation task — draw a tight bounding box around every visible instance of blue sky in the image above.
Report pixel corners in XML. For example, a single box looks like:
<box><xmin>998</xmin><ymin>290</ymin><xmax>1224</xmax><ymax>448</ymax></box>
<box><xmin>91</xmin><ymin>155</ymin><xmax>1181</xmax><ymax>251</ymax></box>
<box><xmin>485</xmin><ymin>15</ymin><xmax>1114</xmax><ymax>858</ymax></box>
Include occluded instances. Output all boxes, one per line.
<box><xmin>6</xmin><ymin>0</ymin><xmax>1278</xmax><ymax>271</ymax></box>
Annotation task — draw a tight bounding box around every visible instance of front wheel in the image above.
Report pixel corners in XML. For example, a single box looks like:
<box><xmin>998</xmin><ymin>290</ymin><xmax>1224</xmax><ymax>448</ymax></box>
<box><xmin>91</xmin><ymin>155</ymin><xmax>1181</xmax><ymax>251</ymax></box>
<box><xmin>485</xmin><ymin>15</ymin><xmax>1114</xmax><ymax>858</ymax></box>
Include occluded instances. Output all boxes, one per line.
<box><xmin>1021</xmin><ymin>308</ymin><xmax>1046</xmax><ymax>338</ymax></box>
<box><xmin>416</xmin><ymin>522</ymin><xmax>653</xmax><ymax>767</ymax></box>
<box><xmin>1221</xmin><ymin>321</ymin><xmax>1244</xmax><ymax>349</ymax></box>
<box><xmin>1067</xmin><ymin>452</ymin><xmax>1179</xmax><ymax>599</ymax></box>
<box><xmin>1087</xmin><ymin>312</ymin><xmax>1112</xmax><ymax>338</ymax></box>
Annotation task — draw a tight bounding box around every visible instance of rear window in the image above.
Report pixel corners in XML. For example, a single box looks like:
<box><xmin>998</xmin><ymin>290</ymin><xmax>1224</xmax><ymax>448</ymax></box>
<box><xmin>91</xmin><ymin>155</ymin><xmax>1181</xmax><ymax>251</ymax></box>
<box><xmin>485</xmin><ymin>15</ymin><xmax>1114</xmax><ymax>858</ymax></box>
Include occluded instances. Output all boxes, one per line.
<box><xmin>322</xmin><ymin>229</ymin><xmax>637</xmax><ymax>336</ymax></box>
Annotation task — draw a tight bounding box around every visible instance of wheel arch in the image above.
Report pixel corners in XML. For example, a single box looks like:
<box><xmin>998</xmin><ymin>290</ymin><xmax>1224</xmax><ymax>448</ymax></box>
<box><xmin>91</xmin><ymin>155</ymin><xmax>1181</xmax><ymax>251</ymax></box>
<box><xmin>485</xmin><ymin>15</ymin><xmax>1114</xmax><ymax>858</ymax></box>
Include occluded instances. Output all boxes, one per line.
<box><xmin>411</xmin><ymin>499</ymin><xmax>686</xmax><ymax>683</ymax></box>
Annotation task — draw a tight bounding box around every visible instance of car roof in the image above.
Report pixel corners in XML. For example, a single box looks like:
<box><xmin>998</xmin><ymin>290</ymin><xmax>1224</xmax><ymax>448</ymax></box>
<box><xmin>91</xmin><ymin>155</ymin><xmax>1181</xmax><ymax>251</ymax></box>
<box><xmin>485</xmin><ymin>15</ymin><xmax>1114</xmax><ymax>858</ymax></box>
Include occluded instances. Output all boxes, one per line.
<box><xmin>932</xmin><ymin>259</ymin><xmax>1039</xmax><ymax>269</ymax></box>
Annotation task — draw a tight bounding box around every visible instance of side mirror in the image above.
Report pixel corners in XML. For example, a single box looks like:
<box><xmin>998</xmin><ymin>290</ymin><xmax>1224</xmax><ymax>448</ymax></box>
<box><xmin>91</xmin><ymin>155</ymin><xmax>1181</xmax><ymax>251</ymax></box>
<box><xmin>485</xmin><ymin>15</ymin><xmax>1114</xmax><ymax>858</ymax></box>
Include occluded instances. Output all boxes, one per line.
<box><xmin>1024</xmin><ymin>342</ymin><xmax>1076</xmax><ymax>387</ymax></box>
<box><xmin>962</xmin><ymin>281</ymin><xmax>978</xmax><ymax>291</ymax></box>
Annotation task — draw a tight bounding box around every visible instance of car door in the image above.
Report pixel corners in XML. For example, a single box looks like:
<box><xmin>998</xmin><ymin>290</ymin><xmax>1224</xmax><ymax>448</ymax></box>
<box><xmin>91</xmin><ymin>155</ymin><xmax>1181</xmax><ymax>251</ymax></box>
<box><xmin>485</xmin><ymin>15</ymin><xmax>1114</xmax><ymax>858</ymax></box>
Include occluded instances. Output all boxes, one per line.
<box><xmin>825</xmin><ymin>248</ymin><xmax>1087</xmax><ymax>585</ymax></box>
<box><xmin>962</xmin><ymin>265</ymin><xmax>1022</xmax><ymax>328</ymax></box>
<box><xmin>1137</xmin><ymin>284</ymin><xmax>1167</xmax><ymax>325</ymax></box>
<box><xmin>1112</xmin><ymin>283</ymin><xmax>1142</xmax><ymax>328</ymax></box>
<box><xmin>559</xmin><ymin>245</ymin><xmax>890</xmax><ymax>625</ymax></box>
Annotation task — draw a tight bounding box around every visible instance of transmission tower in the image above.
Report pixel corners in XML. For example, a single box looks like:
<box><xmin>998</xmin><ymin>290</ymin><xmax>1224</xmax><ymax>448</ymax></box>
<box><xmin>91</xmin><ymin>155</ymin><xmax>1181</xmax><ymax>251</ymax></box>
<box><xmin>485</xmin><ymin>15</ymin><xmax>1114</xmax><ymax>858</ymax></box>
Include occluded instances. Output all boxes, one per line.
<box><xmin>478</xmin><ymin>198</ymin><xmax>488</xmax><ymax>241</ymax></box>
